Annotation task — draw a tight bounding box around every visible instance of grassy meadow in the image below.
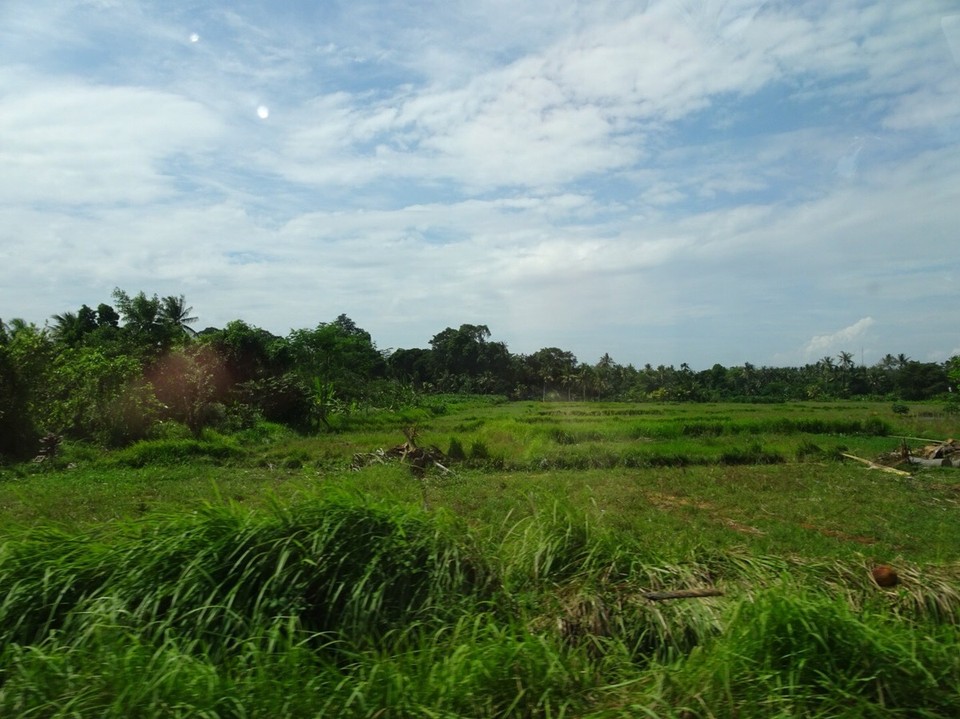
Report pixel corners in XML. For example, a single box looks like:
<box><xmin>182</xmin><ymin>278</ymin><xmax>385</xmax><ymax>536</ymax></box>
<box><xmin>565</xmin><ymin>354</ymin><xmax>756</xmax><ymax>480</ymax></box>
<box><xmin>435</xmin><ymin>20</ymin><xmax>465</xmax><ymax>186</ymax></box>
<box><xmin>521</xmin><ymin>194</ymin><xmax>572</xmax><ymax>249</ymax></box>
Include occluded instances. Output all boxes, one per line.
<box><xmin>1</xmin><ymin>399</ymin><xmax>958</xmax><ymax>717</ymax></box>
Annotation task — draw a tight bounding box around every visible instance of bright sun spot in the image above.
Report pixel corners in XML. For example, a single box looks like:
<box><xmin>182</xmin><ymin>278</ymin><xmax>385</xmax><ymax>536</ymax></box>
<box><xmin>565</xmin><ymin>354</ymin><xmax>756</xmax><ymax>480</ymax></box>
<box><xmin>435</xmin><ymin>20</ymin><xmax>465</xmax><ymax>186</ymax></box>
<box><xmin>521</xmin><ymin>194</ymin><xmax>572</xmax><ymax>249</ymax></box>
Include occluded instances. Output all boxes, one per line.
<box><xmin>189</xmin><ymin>32</ymin><xmax>200</xmax><ymax>43</ymax></box>
<box><xmin>257</xmin><ymin>105</ymin><xmax>270</xmax><ymax>119</ymax></box>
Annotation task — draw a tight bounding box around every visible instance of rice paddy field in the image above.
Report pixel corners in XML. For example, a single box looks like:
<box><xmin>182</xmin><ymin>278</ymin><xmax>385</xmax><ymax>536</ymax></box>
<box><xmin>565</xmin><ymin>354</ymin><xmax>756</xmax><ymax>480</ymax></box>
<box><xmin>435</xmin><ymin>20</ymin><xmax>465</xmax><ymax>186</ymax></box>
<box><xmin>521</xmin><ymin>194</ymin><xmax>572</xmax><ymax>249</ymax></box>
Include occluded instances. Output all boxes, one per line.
<box><xmin>1</xmin><ymin>399</ymin><xmax>958</xmax><ymax>717</ymax></box>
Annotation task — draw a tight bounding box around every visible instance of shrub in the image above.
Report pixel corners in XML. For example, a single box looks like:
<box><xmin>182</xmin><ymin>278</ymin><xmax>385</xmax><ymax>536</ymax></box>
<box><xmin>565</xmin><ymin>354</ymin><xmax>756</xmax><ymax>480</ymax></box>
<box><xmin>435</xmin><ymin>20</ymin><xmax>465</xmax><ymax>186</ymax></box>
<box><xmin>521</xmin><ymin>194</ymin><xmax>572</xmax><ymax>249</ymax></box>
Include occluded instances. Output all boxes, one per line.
<box><xmin>469</xmin><ymin>440</ymin><xmax>490</xmax><ymax>461</ymax></box>
<box><xmin>110</xmin><ymin>436</ymin><xmax>245</xmax><ymax>467</ymax></box>
<box><xmin>720</xmin><ymin>442</ymin><xmax>785</xmax><ymax>465</ymax></box>
<box><xmin>447</xmin><ymin>437</ymin><xmax>467</xmax><ymax>462</ymax></box>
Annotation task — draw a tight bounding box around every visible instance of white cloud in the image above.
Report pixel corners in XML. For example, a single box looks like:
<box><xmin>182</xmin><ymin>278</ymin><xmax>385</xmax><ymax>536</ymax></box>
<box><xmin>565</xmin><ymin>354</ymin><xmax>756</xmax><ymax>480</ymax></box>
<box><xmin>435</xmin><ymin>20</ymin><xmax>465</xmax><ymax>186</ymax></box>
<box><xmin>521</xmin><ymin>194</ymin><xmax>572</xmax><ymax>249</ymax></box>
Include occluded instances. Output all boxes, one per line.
<box><xmin>0</xmin><ymin>76</ymin><xmax>221</xmax><ymax>205</ymax></box>
<box><xmin>804</xmin><ymin>318</ymin><xmax>876</xmax><ymax>360</ymax></box>
<box><xmin>1</xmin><ymin>0</ymin><xmax>959</xmax><ymax>367</ymax></box>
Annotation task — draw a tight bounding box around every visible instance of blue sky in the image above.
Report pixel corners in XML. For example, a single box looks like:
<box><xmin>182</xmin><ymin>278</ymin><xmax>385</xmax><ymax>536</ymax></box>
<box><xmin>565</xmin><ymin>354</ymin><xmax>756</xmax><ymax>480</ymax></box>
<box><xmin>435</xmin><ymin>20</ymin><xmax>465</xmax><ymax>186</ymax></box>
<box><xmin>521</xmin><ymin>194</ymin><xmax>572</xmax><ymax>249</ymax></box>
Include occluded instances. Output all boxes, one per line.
<box><xmin>1</xmin><ymin>0</ymin><xmax>958</xmax><ymax>369</ymax></box>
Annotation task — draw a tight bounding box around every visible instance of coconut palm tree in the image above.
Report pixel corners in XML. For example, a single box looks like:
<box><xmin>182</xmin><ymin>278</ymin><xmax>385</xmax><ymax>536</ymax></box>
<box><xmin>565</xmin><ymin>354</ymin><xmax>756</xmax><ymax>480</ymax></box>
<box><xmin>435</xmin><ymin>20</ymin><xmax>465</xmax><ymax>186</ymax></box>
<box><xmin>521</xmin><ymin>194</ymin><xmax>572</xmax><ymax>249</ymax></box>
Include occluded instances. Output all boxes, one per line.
<box><xmin>113</xmin><ymin>288</ymin><xmax>192</xmax><ymax>353</ymax></box>
<box><xmin>3</xmin><ymin>318</ymin><xmax>33</xmax><ymax>337</ymax></box>
<box><xmin>837</xmin><ymin>351</ymin><xmax>855</xmax><ymax>371</ymax></box>
<box><xmin>50</xmin><ymin>311</ymin><xmax>81</xmax><ymax>344</ymax></box>
<box><xmin>159</xmin><ymin>295</ymin><xmax>198</xmax><ymax>337</ymax></box>
<box><xmin>50</xmin><ymin>306</ymin><xmax>97</xmax><ymax>345</ymax></box>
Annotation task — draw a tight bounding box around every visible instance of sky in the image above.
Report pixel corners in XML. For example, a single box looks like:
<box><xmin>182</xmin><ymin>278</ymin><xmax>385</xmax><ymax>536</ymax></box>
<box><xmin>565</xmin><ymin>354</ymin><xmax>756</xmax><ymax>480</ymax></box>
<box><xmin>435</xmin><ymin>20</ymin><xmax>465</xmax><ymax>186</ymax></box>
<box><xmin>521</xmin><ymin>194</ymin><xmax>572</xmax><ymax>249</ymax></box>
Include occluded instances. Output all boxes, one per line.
<box><xmin>1</xmin><ymin>0</ymin><xmax>958</xmax><ymax>370</ymax></box>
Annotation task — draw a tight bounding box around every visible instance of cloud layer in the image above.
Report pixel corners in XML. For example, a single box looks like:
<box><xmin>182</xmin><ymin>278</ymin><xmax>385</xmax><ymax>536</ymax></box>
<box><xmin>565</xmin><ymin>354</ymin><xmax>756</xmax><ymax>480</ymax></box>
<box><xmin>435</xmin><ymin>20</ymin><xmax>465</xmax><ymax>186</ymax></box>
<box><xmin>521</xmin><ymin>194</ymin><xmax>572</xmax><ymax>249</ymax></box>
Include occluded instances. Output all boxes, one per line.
<box><xmin>1</xmin><ymin>0</ymin><xmax>958</xmax><ymax>367</ymax></box>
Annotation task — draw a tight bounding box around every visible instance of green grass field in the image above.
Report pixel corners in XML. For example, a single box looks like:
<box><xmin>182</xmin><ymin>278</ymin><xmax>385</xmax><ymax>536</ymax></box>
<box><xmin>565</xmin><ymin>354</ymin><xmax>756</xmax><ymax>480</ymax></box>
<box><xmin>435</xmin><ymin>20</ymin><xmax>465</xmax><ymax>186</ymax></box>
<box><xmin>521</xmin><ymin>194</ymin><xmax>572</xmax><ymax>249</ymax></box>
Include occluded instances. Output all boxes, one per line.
<box><xmin>1</xmin><ymin>400</ymin><xmax>958</xmax><ymax>717</ymax></box>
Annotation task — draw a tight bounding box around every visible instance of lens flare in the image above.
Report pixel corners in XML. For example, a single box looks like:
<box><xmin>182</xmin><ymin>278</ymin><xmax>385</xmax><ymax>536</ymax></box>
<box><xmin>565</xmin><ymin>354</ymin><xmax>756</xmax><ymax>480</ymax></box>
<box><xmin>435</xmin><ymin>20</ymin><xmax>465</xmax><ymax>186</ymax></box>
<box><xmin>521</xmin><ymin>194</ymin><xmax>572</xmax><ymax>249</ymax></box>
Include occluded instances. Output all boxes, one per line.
<box><xmin>257</xmin><ymin>105</ymin><xmax>270</xmax><ymax>120</ymax></box>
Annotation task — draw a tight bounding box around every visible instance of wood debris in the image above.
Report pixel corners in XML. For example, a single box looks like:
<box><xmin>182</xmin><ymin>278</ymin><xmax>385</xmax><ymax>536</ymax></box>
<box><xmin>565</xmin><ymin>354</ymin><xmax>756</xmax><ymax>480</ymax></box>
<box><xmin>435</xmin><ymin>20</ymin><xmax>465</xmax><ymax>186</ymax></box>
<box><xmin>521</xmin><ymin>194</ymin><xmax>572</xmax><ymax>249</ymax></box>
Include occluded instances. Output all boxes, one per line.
<box><xmin>351</xmin><ymin>427</ymin><xmax>451</xmax><ymax>477</ymax></box>
<box><xmin>841</xmin><ymin>452</ymin><xmax>912</xmax><ymax>476</ymax></box>
<box><xmin>905</xmin><ymin>439</ymin><xmax>960</xmax><ymax>468</ymax></box>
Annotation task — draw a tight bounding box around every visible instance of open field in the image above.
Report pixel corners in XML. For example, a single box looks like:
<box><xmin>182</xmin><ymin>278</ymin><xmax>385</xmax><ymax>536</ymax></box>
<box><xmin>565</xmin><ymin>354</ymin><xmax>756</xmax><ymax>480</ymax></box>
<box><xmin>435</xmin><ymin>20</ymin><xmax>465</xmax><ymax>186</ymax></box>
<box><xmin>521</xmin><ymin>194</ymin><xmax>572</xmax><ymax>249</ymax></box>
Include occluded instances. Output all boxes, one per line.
<box><xmin>1</xmin><ymin>400</ymin><xmax>958</xmax><ymax>717</ymax></box>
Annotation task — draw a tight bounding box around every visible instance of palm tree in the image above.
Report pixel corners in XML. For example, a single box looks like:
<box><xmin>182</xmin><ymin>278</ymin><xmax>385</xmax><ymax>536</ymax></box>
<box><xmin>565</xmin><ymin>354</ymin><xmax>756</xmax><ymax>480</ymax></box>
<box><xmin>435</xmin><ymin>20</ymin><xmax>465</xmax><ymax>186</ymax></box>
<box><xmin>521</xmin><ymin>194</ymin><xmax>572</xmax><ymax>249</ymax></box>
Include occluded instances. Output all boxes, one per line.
<box><xmin>5</xmin><ymin>318</ymin><xmax>32</xmax><ymax>336</ymax></box>
<box><xmin>561</xmin><ymin>368</ymin><xmax>579</xmax><ymax>401</ymax></box>
<box><xmin>50</xmin><ymin>311</ymin><xmax>81</xmax><ymax>344</ymax></box>
<box><xmin>50</xmin><ymin>306</ymin><xmax>97</xmax><ymax>346</ymax></box>
<box><xmin>159</xmin><ymin>295</ymin><xmax>198</xmax><ymax>337</ymax></box>
<box><xmin>836</xmin><ymin>351</ymin><xmax>855</xmax><ymax>397</ymax></box>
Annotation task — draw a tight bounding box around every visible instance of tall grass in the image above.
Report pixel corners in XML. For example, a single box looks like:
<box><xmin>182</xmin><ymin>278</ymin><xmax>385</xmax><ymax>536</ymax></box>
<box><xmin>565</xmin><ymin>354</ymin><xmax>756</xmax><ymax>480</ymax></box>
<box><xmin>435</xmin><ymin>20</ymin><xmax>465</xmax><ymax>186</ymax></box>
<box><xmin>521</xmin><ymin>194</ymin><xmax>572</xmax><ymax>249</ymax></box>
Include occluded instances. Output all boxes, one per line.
<box><xmin>1</xmin><ymin>494</ymin><xmax>959</xmax><ymax>716</ymax></box>
<box><xmin>0</xmin><ymin>493</ymin><xmax>495</xmax><ymax>655</ymax></box>
<box><xmin>2</xmin><ymin>399</ymin><xmax>959</xmax><ymax>716</ymax></box>
<box><xmin>648</xmin><ymin>587</ymin><xmax>960</xmax><ymax>718</ymax></box>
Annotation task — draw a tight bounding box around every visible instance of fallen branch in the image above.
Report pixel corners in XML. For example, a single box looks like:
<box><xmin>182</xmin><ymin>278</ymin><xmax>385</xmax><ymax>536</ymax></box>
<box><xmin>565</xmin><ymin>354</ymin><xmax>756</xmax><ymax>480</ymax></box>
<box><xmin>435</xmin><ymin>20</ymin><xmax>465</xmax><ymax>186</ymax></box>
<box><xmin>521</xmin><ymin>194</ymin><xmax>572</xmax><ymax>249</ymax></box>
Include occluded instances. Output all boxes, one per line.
<box><xmin>841</xmin><ymin>453</ymin><xmax>912</xmax><ymax>477</ymax></box>
<box><xmin>642</xmin><ymin>588</ymin><xmax>724</xmax><ymax>602</ymax></box>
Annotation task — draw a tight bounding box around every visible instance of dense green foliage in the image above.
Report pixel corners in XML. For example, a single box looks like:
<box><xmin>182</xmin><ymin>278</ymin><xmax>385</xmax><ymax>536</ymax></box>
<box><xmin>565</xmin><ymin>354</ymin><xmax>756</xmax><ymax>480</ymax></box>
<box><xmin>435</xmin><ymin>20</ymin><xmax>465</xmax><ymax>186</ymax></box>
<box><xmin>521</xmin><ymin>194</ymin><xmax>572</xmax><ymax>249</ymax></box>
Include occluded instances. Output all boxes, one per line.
<box><xmin>2</xmin><ymin>291</ymin><xmax>956</xmax><ymax>464</ymax></box>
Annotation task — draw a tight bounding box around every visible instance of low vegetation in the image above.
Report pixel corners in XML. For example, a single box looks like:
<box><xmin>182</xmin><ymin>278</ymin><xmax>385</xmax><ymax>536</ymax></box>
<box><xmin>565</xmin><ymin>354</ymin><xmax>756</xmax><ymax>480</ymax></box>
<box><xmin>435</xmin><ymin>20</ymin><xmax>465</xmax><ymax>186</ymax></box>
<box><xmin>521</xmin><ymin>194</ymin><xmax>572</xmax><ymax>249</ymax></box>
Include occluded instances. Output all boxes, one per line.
<box><xmin>0</xmin><ymin>399</ymin><xmax>958</xmax><ymax>716</ymax></box>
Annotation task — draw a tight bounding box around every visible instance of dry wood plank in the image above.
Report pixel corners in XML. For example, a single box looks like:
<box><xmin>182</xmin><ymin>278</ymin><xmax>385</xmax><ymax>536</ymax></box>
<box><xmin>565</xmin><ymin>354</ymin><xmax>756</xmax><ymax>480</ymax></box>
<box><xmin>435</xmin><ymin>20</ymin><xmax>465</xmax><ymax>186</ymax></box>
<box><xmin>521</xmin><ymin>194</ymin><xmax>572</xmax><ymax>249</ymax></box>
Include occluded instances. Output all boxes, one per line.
<box><xmin>841</xmin><ymin>453</ymin><xmax>912</xmax><ymax>477</ymax></box>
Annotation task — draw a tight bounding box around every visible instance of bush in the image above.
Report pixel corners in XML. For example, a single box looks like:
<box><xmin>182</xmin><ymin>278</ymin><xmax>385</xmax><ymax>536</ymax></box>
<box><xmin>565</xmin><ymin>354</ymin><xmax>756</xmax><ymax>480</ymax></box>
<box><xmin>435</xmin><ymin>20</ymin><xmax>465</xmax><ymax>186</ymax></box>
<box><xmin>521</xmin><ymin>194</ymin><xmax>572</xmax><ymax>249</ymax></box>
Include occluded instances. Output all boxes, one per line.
<box><xmin>148</xmin><ymin>420</ymin><xmax>193</xmax><ymax>441</ymax></box>
<box><xmin>469</xmin><ymin>440</ymin><xmax>490</xmax><ymax>460</ymax></box>
<box><xmin>795</xmin><ymin>440</ymin><xmax>825</xmax><ymax>461</ymax></box>
<box><xmin>943</xmin><ymin>395</ymin><xmax>959</xmax><ymax>416</ymax></box>
<box><xmin>110</xmin><ymin>436</ymin><xmax>245</xmax><ymax>467</ymax></box>
<box><xmin>447</xmin><ymin>437</ymin><xmax>467</xmax><ymax>462</ymax></box>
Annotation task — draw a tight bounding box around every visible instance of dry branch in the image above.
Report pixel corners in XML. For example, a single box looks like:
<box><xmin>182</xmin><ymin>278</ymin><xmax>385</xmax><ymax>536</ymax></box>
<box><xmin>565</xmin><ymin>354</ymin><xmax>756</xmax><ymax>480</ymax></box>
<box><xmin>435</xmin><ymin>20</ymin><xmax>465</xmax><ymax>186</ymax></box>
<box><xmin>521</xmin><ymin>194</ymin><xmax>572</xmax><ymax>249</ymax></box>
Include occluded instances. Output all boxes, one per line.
<box><xmin>350</xmin><ymin>426</ymin><xmax>452</xmax><ymax>477</ymax></box>
<box><xmin>642</xmin><ymin>588</ymin><xmax>724</xmax><ymax>602</ymax></box>
<box><xmin>840</xmin><ymin>453</ymin><xmax>912</xmax><ymax>477</ymax></box>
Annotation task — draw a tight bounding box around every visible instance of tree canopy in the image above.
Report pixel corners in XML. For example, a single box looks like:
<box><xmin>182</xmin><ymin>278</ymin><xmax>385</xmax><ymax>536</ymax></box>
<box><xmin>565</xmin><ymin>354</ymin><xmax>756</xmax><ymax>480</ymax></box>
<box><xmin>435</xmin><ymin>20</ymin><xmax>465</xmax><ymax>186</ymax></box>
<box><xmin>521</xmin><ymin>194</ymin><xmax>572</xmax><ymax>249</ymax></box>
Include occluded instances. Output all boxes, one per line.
<box><xmin>0</xmin><ymin>290</ymin><xmax>955</xmax><ymax>460</ymax></box>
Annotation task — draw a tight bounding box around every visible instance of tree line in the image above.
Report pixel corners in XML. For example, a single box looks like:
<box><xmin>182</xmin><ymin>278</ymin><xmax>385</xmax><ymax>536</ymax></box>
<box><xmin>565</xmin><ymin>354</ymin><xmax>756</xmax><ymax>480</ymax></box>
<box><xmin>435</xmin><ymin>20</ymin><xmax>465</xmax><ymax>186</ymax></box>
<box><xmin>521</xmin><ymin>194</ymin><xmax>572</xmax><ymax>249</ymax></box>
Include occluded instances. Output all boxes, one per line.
<box><xmin>2</xmin><ymin>290</ymin><xmax>957</xmax><ymax>459</ymax></box>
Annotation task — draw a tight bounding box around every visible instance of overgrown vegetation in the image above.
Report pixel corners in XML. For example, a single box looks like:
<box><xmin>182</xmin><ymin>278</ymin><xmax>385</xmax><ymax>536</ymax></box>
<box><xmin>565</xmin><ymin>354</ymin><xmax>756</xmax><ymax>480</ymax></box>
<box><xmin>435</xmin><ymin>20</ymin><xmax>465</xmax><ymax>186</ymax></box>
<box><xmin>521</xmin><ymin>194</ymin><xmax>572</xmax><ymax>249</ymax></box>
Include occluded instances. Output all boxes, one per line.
<box><xmin>0</xmin><ymin>490</ymin><xmax>957</xmax><ymax>717</ymax></box>
<box><xmin>0</xmin><ymin>397</ymin><xmax>958</xmax><ymax>716</ymax></box>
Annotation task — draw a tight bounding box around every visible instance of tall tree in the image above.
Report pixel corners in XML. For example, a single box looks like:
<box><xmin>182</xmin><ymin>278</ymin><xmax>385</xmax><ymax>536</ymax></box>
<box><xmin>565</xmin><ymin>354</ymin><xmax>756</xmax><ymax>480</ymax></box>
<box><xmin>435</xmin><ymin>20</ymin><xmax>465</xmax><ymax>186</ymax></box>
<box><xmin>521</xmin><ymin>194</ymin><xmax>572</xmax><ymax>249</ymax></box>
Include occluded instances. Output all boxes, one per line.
<box><xmin>159</xmin><ymin>295</ymin><xmax>198</xmax><ymax>337</ymax></box>
<box><xmin>0</xmin><ymin>321</ymin><xmax>54</xmax><ymax>458</ymax></box>
<box><xmin>202</xmin><ymin>320</ymin><xmax>287</xmax><ymax>383</ymax></box>
<box><xmin>287</xmin><ymin>316</ymin><xmax>386</xmax><ymax>413</ymax></box>
<box><xmin>112</xmin><ymin>289</ymin><xmax>196</xmax><ymax>354</ymax></box>
<box><xmin>51</xmin><ymin>305</ymin><xmax>105</xmax><ymax>346</ymax></box>
<box><xmin>836</xmin><ymin>350</ymin><xmax>855</xmax><ymax>397</ymax></box>
<box><xmin>525</xmin><ymin>347</ymin><xmax>578</xmax><ymax>400</ymax></box>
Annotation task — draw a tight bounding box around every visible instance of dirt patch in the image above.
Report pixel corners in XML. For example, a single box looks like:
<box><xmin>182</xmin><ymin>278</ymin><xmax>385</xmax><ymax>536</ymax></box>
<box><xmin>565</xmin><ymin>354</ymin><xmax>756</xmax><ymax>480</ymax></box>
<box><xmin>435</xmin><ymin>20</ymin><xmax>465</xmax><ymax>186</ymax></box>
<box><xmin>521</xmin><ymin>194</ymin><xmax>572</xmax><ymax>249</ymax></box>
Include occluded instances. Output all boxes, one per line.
<box><xmin>800</xmin><ymin>522</ymin><xmax>876</xmax><ymax>545</ymax></box>
<box><xmin>645</xmin><ymin>491</ymin><xmax>714</xmax><ymax>511</ymax></box>
<box><xmin>645</xmin><ymin>492</ymin><xmax>764</xmax><ymax>535</ymax></box>
<box><xmin>723</xmin><ymin>519</ymin><xmax>765</xmax><ymax>536</ymax></box>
